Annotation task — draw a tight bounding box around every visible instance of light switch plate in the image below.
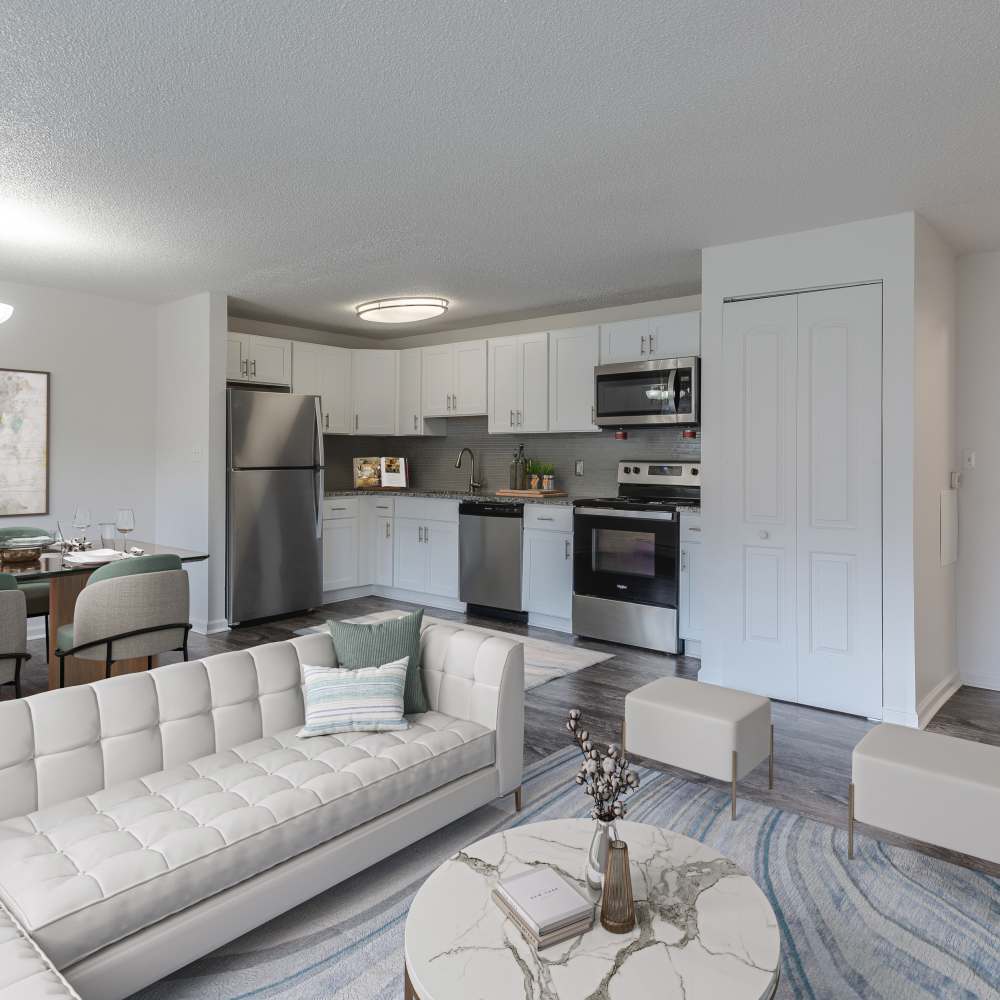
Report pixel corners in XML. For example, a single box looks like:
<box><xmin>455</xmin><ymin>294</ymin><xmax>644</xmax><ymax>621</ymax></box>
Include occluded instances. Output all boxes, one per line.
<box><xmin>574</xmin><ymin>460</ymin><xmax>585</xmax><ymax>476</ymax></box>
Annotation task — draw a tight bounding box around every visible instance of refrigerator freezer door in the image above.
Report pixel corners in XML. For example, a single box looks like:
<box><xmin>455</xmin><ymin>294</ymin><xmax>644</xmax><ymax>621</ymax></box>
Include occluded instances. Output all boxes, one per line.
<box><xmin>229</xmin><ymin>389</ymin><xmax>321</xmax><ymax>469</ymax></box>
<box><xmin>228</xmin><ymin>468</ymin><xmax>323</xmax><ymax>623</ymax></box>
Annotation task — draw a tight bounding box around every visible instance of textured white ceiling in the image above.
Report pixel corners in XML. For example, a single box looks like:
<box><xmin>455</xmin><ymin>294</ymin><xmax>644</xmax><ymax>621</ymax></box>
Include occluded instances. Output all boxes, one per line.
<box><xmin>3</xmin><ymin>1</ymin><xmax>1000</xmax><ymax>337</ymax></box>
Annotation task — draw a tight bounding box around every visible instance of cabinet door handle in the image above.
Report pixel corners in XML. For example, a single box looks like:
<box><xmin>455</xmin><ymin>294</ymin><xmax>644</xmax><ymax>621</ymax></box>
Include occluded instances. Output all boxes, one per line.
<box><xmin>424</xmin><ymin>526</ymin><xmax>429</xmax><ymax>543</ymax></box>
<box><xmin>510</xmin><ymin>410</ymin><xmax>514</xmax><ymax>427</ymax></box>
<box><xmin>517</xmin><ymin>409</ymin><xmax>522</xmax><ymax>425</ymax></box>
<box><xmin>564</xmin><ymin>539</ymin><xmax>571</xmax><ymax>559</ymax></box>
<box><xmin>329</xmin><ymin>506</ymin><xmax>347</xmax><ymax>511</ymax></box>
<box><xmin>591</xmin><ymin>404</ymin><xmax>595</xmax><ymax>423</ymax></box>
<box><xmin>251</xmin><ymin>359</ymin><xmax>257</xmax><ymax>377</ymax></box>
<box><xmin>759</xmin><ymin>529</ymin><xmax>769</xmax><ymax>540</ymax></box>
<box><xmin>537</xmin><ymin>516</ymin><xmax>554</xmax><ymax>521</ymax></box>
<box><xmin>452</xmin><ymin>393</ymin><xmax>457</xmax><ymax>410</ymax></box>
<box><xmin>418</xmin><ymin>526</ymin><xmax>423</xmax><ymax>543</ymax></box>
<box><xmin>688</xmin><ymin>525</ymin><xmax>701</xmax><ymax>533</ymax></box>
<box><xmin>413</xmin><ymin>414</ymin><xmax>417</xmax><ymax>430</ymax></box>
<box><xmin>681</xmin><ymin>549</ymin><xmax>687</xmax><ymax>571</ymax></box>
<box><xmin>241</xmin><ymin>358</ymin><xmax>248</xmax><ymax>377</ymax></box>
<box><xmin>640</xmin><ymin>335</ymin><xmax>646</xmax><ymax>355</ymax></box>
<box><xmin>355</xmin><ymin>414</ymin><xmax>359</xmax><ymax>431</ymax></box>
<box><xmin>385</xmin><ymin>522</ymin><xmax>391</xmax><ymax>538</ymax></box>
<box><xmin>650</xmin><ymin>333</ymin><xmax>656</xmax><ymax>354</ymax></box>
<box><xmin>446</xmin><ymin>394</ymin><xmax>451</xmax><ymax>411</ymax></box>
<box><xmin>324</xmin><ymin>413</ymin><xmax>329</xmax><ymax>430</ymax></box>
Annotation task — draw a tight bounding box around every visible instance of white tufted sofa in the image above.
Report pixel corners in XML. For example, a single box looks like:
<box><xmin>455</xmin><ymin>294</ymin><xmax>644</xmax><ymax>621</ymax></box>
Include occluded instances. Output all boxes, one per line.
<box><xmin>0</xmin><ymin>621</ymin><xmax>524</xmax><ymax>1000</ymax></box>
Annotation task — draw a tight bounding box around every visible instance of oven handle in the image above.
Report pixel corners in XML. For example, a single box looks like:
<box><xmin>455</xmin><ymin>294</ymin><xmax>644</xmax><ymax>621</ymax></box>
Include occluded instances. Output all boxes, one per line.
<box><xmin>574</xmin><ymin>507</ymin><xmax>676</xmax><ymax>522</ymax></box>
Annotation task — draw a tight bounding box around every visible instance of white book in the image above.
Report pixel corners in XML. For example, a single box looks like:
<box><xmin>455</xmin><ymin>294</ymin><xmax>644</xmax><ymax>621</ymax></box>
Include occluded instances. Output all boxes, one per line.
<box><xmin>495</xmin><ymin>867</ymin><xmax>594</xmax><ymax>937</ymax></box>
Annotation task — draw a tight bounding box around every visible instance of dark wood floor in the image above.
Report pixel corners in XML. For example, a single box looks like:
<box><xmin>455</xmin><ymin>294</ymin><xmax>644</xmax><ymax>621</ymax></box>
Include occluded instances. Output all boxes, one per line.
<box><xmin>9</xmin><ymin>595</ymin><xmax>1000</xmax><ymax>875</ymax></box>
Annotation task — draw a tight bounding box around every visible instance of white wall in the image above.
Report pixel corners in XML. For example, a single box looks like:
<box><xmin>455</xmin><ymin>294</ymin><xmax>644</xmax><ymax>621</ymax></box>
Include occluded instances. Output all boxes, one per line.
<box><xmin>154</xmin><ymin>293</ymin><xmax>230</xmax><ymax>633</ymax></box>
<box><xmin>956</xmin><ymin>250</ymin><xmax>1000</xmax><ymax>691</ymax></box>
<box><xmin>700</xmin><ymin>212</ymin><xmax>927</xmax><ymax>726</ymax></box>
<box><xmin>0</xmin><ymin>278</ymin><xmax>157</xmax><ymax>544</ymax></box>
<box><xmin>912</xmin><ymin>218</ymin><xmax>959</xmax><ymax>720</ymax></box>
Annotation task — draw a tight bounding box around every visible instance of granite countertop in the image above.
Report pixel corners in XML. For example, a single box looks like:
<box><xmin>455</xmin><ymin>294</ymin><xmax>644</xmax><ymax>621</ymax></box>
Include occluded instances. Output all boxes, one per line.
<box><xmin>324</xmin><ymin>489</ymin><xmax>577</xmax><ymax>506</ymax></box>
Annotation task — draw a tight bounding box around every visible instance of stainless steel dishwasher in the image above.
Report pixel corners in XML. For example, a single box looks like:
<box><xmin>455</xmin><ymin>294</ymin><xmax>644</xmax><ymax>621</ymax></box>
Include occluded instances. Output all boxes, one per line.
<box><xmin>459</xmin><ymin>501</ymin><xmax>524</xmax><ymax>617</ymax></box>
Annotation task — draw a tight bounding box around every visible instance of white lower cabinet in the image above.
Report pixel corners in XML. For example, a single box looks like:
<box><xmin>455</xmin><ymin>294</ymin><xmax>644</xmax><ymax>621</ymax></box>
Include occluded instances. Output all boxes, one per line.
<box><xmin>522</xmin><ymin>505</ymin><xmax>573</xmax><ymax>627</ymax></box>
<box><xmin>375</xmin><ymin>516</ymin><xmax>394</xmax><ymax>586</ymax></box>
<box><xmin>323</xmin><ymin>517</ymin><xmax>360</xmax><ymax>591</ymax></box>
<box><xmin>678</xmin><ymin>515</ymin><xmax>703</xmax><ymax>647</ymax></box>
<box><xmin>393</xmin><ymin>500</ymin><xmax>460</xmax><ymax>599</ymax></box>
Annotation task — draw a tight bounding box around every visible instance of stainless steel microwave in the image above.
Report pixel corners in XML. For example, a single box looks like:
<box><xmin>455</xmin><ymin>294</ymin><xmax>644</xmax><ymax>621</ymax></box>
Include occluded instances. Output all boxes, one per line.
<box><xmin>594</xmin><ymin>356</ymin><xmax>699</xmax><ymax>426</ymax></box>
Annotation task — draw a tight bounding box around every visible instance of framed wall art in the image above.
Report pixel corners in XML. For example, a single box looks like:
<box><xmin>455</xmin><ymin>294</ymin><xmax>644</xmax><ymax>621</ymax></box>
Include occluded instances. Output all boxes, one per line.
<box><xmin>0</xmin><ymin>368</ymin><xmax>50</xmax><ymax>516</ymax></box>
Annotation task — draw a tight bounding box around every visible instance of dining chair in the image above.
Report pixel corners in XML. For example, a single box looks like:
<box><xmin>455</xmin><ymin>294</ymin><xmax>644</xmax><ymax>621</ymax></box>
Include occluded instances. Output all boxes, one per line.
<box><xmin>0</xmin><ymin>573</ymin><xmax>30</xmax><ymax>699</ymax></box>
<box><xmin>55</xmin><ymin>554</ymin><xmax>191</xmax><ymax>687</ymax></box>
<box><xmin>0</xmin><ymin>526</ymin><xmax>52</xmax><ymax>648</ymax></box>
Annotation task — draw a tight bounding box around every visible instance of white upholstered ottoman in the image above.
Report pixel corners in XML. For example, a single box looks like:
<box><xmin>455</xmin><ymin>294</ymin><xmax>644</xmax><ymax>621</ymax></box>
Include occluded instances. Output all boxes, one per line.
<box><xmin>624</xmin><ymin>677</ymin><xmax>773</xmax><ymax>818</ymax></box>
<box><xmin>850</xmin><ymin>723</ymin><xmax>1000</xmax><ymax>864</ymax></box>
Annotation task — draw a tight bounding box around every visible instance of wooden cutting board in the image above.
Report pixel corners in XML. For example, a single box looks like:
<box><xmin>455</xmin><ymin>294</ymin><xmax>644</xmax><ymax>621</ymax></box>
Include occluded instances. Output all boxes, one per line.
<box><xmin>495</xmin><ymin>489</ymin><xmax>569</xmax><ymax>498</ymax></box>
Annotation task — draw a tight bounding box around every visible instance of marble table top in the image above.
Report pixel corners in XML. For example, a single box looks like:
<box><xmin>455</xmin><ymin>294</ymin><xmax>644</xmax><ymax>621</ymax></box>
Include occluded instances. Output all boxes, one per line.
<box><xmin>404</xmin><ymin>818</ymin><xmax>780</xmax><ymax>1000</ymax></box>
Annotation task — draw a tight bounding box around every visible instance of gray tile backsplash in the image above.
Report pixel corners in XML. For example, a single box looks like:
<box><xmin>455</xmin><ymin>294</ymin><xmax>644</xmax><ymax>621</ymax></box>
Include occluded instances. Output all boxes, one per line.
<box><xmin>324</xmin><ymin>416</ymin><xmax>700</xmax><ymax>498</ymax></box>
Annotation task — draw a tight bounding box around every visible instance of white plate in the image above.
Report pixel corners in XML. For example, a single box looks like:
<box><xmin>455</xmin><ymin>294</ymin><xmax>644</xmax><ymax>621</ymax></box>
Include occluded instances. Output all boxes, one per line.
<box><xmin>63</xmin><ymin>549</ymin><xmax>127</xmax><ymax>566</ymax></box>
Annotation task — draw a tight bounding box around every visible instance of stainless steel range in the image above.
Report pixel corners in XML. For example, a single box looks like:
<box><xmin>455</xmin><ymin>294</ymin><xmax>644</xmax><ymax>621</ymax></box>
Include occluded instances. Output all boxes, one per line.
<box><xmin>573</xmin><ymin>461</ymin><xmax>700</xmax><ymax>652</ymax></box>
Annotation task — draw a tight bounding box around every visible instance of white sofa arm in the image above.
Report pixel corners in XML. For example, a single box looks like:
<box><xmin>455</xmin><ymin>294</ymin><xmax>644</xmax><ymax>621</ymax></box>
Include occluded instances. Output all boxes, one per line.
<box><xmin>420</xmin><ymin>623</ymin><xmax>524</xmax><ymax>797</ymax></box>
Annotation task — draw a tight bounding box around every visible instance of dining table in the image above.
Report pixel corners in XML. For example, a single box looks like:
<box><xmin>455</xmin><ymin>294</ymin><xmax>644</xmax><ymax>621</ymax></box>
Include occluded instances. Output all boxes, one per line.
<box><xmin>3</xmin><ymin>541</ymin><xmax>209</xmax><ymax>689</ymax></box>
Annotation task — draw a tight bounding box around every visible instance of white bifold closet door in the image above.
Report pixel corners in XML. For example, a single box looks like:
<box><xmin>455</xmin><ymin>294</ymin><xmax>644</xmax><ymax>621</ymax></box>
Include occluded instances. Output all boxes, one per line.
<box><xmin>721</xmin><ymin>283</ymin><xmax>882</xmax><ymax>717</ymax></box>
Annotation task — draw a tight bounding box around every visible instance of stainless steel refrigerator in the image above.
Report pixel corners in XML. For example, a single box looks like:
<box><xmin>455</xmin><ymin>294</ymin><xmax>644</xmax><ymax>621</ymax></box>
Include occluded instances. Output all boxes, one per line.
<box><xmin>227</xmin><ymin>388</ymin><xmax>324</xmax><ymax>625</ymax></box>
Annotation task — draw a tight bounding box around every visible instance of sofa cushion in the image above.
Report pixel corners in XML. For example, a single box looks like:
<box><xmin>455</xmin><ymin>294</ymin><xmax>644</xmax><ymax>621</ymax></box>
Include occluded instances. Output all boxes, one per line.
<box><xmin>299</xmin><ymin>656</ymin><xmax>409</xmax><ymax>737</ymax></box>
<box><xmin>0</xmin><ymin>711</ymin><xmax>494</xmax><ymax>969</ymax></box>
<box><xmin>328</xmin><ymin>609</ymin><xmax>428</xmax><ymax>714</ymax></box>
<box><xmin>0</xmin><ymin>899</ymin><xmax>79</xmax><ymax>1000</ymax></box>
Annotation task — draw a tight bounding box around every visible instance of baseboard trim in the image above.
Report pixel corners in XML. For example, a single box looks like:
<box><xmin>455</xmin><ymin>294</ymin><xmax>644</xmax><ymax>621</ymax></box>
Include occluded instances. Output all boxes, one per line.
<box><xmin>322</xmin><ymin>583</ymin><xmax>467</xmax><ymax>616</ymax></box>
<box><xmin>191</xmin><ymin>617</ymin><xmax>229</xmax><ymax>636</ymax></box>
<box><xmin>913</xmin><ymin>671</ymin><xmax>962</xmax><ymax>729</ymax></box>
<box><xmin>682</xmin><ymin>639</ymin><xmax>702</xmax><ymax>659</ymax></box>
<box><xmin>527</xmin><ymin>612</ymin><xmax>572</xmax><ymax>634</ymax></box>
<box><xmin>880</xmin><ymin>706</ymin><xmax>919</xmax><ymax>728</ymax></box>
<box><xmin>958</xmin><ymin>670</ymin><xmax>1000</xmax><ymax>693</ymax></box>
<box><xmin>322</xmin><ymin>585</ymin><xmax>374</xmax><ymax>604</ymax></box>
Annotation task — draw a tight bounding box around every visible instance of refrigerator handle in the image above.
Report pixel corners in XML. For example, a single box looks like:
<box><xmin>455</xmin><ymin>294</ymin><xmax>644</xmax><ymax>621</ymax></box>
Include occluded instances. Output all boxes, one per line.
<box><xmin>314</xmin><ymin>469</ymin><xmax>324</xmax><ymax>540</ymax></box>
<box><xmin>313</xmin><ymin>396</ymin><xmax>325</xmax><ymax>469</ymax></box>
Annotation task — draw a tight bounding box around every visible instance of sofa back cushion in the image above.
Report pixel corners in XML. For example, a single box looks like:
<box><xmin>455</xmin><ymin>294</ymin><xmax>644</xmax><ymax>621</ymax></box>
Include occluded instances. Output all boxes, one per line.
<box><xmin>0</xmin><ymin>632</ymin><xmax>335</xmax><ymax>821</ymax></box>
<box><xmin>0</xmin><ymin>622</ymin><xmax>520</xmax><ymax>821</ymax></box>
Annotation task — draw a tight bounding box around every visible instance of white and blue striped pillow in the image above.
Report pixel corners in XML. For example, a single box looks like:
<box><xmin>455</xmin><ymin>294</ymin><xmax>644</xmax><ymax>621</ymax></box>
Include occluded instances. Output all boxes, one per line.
<box><xmin>298</xmin><ymin>656</ymin><xmax>410</xmax><ymax>737</ymax></box>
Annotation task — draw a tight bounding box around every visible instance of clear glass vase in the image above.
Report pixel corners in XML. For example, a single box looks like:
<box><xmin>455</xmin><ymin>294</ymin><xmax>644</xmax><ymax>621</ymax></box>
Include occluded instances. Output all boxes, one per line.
<box><xmin>586</xmin><ymin>818</ymin><xmax>618</xmax><ymax>891</ymax></box>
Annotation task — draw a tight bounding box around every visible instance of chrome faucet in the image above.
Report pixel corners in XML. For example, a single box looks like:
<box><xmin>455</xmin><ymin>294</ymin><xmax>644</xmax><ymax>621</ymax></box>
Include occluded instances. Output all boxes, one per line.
<box><xmin>455</xmin><ymin>447</ymin><xmax>482</xmax><ymax>494</ymax></box>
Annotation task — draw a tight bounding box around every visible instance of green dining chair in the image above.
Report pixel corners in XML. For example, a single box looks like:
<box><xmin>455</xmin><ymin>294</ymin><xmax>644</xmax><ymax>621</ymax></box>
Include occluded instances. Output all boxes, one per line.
<box><xmin>0</xmin><ymin>527</ymin><xmax>53</xmax><ymax>649</ymax></box>
<box><xmin>55</xmin><ymin>554</ymin><xmax>191</xmax><ymax>687</ymax></box>
<box><xmin>0</xmin><ymin>573</ymin><xmax>30</xmax><ymax>699</ymax></box>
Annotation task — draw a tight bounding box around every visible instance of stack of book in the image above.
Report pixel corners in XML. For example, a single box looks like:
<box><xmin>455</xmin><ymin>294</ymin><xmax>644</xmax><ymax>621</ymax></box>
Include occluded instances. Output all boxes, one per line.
<box><xmin>492</xmin><ymin>867</ymin><xmax>595</xmax><ymax>949</ymax></box>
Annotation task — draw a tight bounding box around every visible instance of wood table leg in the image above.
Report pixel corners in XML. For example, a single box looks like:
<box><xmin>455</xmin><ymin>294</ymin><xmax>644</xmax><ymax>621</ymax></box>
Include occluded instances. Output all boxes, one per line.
<box><xmin>404</xmin><ymin>963</ymin><xmax>418</xmax><ymax>1000</ymax></box>
<box><xmin>47</xmin><ymin>572</ymin><xmax>156</xmax><ymax>689</ymax></box>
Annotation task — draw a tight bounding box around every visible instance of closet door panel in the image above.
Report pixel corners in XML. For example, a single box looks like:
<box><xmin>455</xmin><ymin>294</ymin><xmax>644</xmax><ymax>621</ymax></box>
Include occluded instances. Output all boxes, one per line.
<box><xmin>721</xmin><ymin>295</ymin><xmax>798</xmax><ymax>701</ymax></box>
<box><xmin>796</xmin><ymin>284</ymin><xmax>882</xmax><ymax>717</ymax></box>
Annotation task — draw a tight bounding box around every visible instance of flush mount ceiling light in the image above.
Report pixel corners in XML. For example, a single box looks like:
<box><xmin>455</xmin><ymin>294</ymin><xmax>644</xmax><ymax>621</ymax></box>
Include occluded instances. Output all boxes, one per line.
<box><xmin>356</xmin><ymin>296</ymin><xmax>448</xmax><ymax>324</ymax></box>
<box><xmin>0</xmin><ymin>304</ymin><xmax>13</xmax><ymax>324</ymax></box>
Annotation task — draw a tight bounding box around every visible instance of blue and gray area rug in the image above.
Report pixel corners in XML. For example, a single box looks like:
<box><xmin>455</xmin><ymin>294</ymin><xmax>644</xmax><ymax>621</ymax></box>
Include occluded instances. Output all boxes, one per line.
<box><xmin>136</xmin><ymin>747</ymin><xmax>1000</xmax><ymax>999</ymax></box>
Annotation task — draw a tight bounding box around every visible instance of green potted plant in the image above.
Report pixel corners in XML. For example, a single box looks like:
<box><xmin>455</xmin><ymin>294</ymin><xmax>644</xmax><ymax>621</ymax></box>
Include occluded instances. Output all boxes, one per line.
<box><xmin>538</xmin><ymin>462</ymin><xmax>556</xmax><ymax>491</ymax></box>
<box><xmin>525</xmin><ymin>459</ymin><xmax>542</xmax><ymax>491</ymax></box>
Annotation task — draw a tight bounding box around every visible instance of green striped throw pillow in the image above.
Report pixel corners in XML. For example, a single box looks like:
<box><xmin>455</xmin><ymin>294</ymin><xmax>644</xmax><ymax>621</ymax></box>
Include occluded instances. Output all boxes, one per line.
<box><xmin>298</xmin><ymin>656</ymin><xmax>410</xmax><ymax>737</ymax></box>
<box><xmin>327</xmin><ymin>610</ymin><xmax>428</xmax><ymax>714</ymax></box>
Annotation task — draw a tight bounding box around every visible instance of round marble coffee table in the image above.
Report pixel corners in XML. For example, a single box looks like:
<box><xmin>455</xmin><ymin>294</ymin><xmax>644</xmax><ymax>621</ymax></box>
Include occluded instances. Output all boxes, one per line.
<box><xmin>404</xmin><ymin>818</ymin><xmax>780</xmax><ymax>1000</ymax></box>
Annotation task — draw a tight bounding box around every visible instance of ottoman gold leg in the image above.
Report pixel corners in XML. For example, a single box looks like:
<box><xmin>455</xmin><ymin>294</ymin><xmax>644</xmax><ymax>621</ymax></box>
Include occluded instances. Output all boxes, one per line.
<box><xmin>731</xmin><ymin>750</ymin><xmax>738</xmax><ymax>819</ymax></box>
<box><xmin>769</xmin><ymin>723</ymin><xmax>774</xmax><ymax>790</ymax></box>
<box><xmin>848</xmin><ymin>782</ymin><xmax>855</xmax><ymax>859</ymax></box>
<box><xmin>405</xmin><ymin>964</ymin><xmax>419</xmax><ymax>999</ymax></box>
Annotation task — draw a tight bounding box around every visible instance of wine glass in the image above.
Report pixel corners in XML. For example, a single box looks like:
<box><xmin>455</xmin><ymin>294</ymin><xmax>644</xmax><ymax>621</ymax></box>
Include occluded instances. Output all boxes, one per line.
<box><xmin>72</xmin><ymin>507</ymin><xmax>91</xmax><ymax>544</ymax></box>
<box><xmin>115</xmin><ymin>508</ymin><xmax>135</xmax><ymax>554</ymax></box>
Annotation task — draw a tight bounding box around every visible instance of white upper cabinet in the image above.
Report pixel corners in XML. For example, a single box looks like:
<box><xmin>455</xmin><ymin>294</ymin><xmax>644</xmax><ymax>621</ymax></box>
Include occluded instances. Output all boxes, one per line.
<box><xmin>227</xmin><ymin>332</ymin><xmax>249</xmax><ymax>380</ymax></box>
<box><xmin>487</xmin><ymin>333</ymin><xmax>549</xmax><ymax>433</ymax></box>
<box><xmin>548</xmin><ymin>325</ymin><xmax>600</xmax><ymax>432</ymax></box>
<box><xmin>293</xmin><ymin>342</ymin><xmax>352</xmax><ymax>434</ymax></box>
<box><xmin>421</xmin><ymin>345</ymin><xmax>454</xmax><ymax>417</ymax></box>
<box><xmin>452</xmin><ymin>340</ymin><xmax>488</xmax><ymax>415</ymax></box>
<box><xmin>421</xmin><ymin>340</ymin><xmax>487</xmax><ymax>417</ymax></box>
<box><xmin>351</xmin><ymin>349</ymin><xmax>398</xmax><ymax>435</ymax></box>
<box><xmin>397</xmin><ymin>347</ymin><xmax>445</xmax><ymax>436</ymax></box>
<box><xmin>227</xmin><ymin>333</ymin><xmax>292</xmax><ymax>386</ymax></box>
<box><xmin>599</xmin><ymin>311</ymin><xmax>700</xmax><ymax>364</ymax></box>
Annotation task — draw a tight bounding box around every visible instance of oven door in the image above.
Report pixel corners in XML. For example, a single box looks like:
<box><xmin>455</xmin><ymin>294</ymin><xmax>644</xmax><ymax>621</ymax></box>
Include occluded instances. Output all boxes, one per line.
<box><xmin>573</xmin><ymin>509</ymin><xmax>679</xmax><ymax>608</ymax></box>
<box><xmin>594</xmin><ymin>357</ymin><xmax>699</xmax><ymax>426</ymax></box>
